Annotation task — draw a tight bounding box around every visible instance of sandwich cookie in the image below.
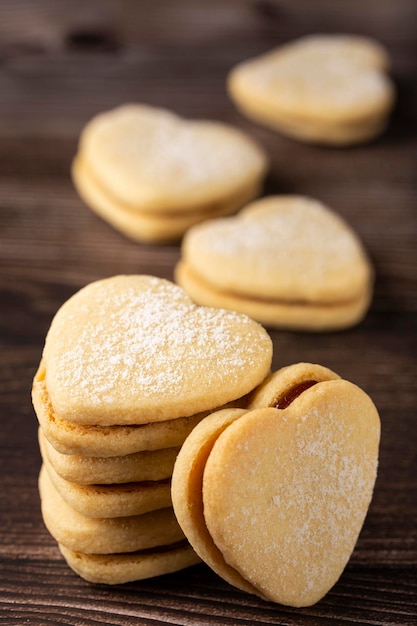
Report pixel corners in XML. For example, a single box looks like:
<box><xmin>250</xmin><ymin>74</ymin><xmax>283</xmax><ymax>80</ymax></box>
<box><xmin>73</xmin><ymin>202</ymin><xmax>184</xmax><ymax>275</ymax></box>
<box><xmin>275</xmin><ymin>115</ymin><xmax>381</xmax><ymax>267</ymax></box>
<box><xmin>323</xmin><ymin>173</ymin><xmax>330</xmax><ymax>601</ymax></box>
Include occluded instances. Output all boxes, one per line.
<box><xmin>39</xmin><ymin>465</ymin><xmax>184</xmax><ymax>554</ymax></box>
<box><xmin>228</xmin><ymin>34</ymin><xmax>395</xmax><ymax>145</ymax></box>
<box><xmin>176</xmin><ymin>196</ymin><xmax>374</xmax><ymax>331</ymax></box>
<box><xmin>172</xmin><ymin>363</ymin><xmax>380</xmax><ymax>606</ymax></box>
<box><xmin>40</xmin><ymin>275</ymin><xmax>272</xmax><ymax>425</ymax></box>
<box><xmin>33</xmin><ymin>361</ymin><xmax>241</xmax><ymax>457</ymax></box>
<box><xmin>72</xmin><ymin>104</ymin><xmax>268</xmax><ymax>242</ymax></box>
<box><xmin>39</xmin><ymin>429</ymin><xmax>179</xmax><ymax>485</ymax></box>
<box><xmin>41</xmin><ymin>452</ymin><xmax>172</xmax><ymax>518</ymax></box>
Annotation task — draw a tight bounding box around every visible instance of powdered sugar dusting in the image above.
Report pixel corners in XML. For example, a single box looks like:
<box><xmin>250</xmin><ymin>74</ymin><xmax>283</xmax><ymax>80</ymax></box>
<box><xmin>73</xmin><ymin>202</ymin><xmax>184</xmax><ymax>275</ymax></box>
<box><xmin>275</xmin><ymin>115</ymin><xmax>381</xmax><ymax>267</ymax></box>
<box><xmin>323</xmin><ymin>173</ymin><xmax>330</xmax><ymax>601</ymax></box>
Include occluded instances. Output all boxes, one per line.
<box><xmin>44</xmin><ymin>276</ymin><xmax>271</xmax><ymax>422</ymax></box>
<box><xmin>87</xmin><ymin>105</ymin><xmax>265</xmax><ymax>194</ymax></box>
<box><xmin>186</xmin><ymin>196</ymin><xmax>370</xmax><ymax>300</ymax></box>
<box><xmin>266</xmin><ymin>405</ymin><xmax>378</xmax><ymax>600</ymax></box>
<box><xmin>208</xmin><ymin>393</ymin><xmax>379</xmax><ymax>604</ymax></box>
<box><xmin>197</xmin><ymin>197</ymin><xmax>360</xmax><ymax>261</ymax></box>
<box><xmin>242</xmin><ymin>36</ymin><xmax>392</xmax><ymax>115</ymax></box>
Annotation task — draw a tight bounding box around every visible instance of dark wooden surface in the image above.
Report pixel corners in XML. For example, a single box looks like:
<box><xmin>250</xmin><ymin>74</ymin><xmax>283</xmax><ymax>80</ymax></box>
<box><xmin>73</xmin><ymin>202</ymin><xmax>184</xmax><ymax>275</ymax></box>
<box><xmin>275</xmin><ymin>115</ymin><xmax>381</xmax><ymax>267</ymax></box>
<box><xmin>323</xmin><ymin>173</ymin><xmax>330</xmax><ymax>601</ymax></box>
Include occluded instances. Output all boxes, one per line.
<box><xmin>1</xmin><ymin>1</ymin><xmax>416</xmax><ymax>624</ymax></box>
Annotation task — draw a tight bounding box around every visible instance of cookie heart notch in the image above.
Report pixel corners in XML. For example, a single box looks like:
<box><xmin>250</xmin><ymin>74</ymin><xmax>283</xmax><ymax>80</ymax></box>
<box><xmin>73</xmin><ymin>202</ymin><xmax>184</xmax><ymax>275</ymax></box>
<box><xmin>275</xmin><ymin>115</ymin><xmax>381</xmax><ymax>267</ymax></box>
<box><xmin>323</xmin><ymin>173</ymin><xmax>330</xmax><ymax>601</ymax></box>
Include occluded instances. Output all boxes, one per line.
<box><xmin>42</xmin><ymin>275</ymin><xmax>272</xmax><ymax>425</ymax></box>
<box><xmin>172</xmin><ymin>364</ymin><xmax>380</xmax><ymax>607</ymax></box>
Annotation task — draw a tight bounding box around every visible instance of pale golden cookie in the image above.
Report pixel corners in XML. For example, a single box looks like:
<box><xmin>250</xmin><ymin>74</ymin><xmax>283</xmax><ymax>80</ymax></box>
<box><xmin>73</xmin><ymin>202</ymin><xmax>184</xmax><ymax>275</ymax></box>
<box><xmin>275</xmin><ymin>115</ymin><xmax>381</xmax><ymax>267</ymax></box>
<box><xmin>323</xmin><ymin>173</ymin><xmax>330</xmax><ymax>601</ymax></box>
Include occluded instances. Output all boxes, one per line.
<box><xmin>39</xmin><ymin>428</ymin><xmax>179</xmax><ymax>484</ymax></box>
<box><xmin>72</xmin><ymin>103</ymin><xmax>267</xmax><ymax>242</ymax></box>
<box><xmin>59</xmin><ymin>541</ymin><xmax>200</xmax><ymax>585</ymax></box>
<box><xmin>172</xmin><ymin>363</ymin><xmax>380</xmax><ymax>607</ymax></box>
<box><xmin>33</xmin><ymin>362</ymin><xmax>217</xmax><ymax>457</ymax></box>
<box><xmin>41</xmin><ymin>275</ymin><xmax>272</xmax><ymax>425</ymax></box>
<box><xmin>42</xmin><ymin>453</ymin><xmax>172</xmax><ymax>518</ymax></box>
<box><xmin>228</xmin><ymin>35</ymin><xmax>395</xmax><ymax>145</ymax></box>
<box><xmin>176</xmin><ymin>196</ymin><xmax>373</xmax><ymax>331</ymax></box>
<box><xmin>39</xmin><ymin>465</ymin><xmax>184</xmax><ymax>554</ymax></box>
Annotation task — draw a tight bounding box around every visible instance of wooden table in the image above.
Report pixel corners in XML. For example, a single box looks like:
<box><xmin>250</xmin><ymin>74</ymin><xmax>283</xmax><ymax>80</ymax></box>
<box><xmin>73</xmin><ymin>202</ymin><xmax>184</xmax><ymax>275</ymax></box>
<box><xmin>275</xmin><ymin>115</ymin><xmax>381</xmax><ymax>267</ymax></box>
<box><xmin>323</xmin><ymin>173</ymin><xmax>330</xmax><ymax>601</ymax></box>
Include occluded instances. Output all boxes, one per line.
<box><xmin>1</xmin><ymin>1</ymin><xmax>416</xmax><ymax>624</ymax></box>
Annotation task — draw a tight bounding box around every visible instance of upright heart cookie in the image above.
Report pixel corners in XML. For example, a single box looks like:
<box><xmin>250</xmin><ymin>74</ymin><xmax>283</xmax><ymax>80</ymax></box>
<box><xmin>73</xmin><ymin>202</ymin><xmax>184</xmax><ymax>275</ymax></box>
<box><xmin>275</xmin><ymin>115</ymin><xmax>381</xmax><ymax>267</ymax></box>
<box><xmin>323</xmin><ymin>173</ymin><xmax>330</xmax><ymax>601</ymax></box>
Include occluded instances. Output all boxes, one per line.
<box><xmin>72</xmin><ymin>104</ymin><xmax>268</xmax><ymax>242</ymax></box>
<box><xmin>176</xmin><ymin>196</ymin><xmax>373</xmax><ymax>331</ymax></box>
<box><xmin>227</xmin><ymin>34</ymin><xmax>395</xmax><ymax>145</ymax></box>
<box><xmin>172</xmin><ymin>363</ymin><xmax>380</xmax><ymax>607</ymax></box>
<box><xmin>42</xmin><ymin>275</ymin><xmax>272</xmax><ymax>425</ymax></box>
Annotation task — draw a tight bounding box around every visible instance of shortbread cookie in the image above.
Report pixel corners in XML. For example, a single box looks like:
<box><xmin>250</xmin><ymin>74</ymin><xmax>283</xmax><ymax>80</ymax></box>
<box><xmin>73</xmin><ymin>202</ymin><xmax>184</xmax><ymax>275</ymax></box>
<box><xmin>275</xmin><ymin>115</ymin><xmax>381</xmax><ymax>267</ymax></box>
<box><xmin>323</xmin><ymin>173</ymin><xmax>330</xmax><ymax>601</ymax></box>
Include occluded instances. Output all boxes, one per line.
<box><xmin>59</xmin><ymin>541</ymin><xmax>200</xmax><ymax>585</ymax></box>
<box><xmin>176</xmin><ymin>196</ymin><xmax>373</xmax><ymax>331</ymax></box>
<box><xmin>39</xmin><ymin>465</ymin><xmax>184</xmax><ymax>554</ymax></box>
<box><xmin>42</xmin><ymin>454</ymin><xmax>172</xmax><ymax>518</ymax></box>
<box><xmin>39</xmin><ymin>429</ymin><xmax>179</xmax><ymax>484</ymax></box>
<box><xmin>172</xmin><ymin>363</ymin><xmax>380</xmax><ymax>607</ymax></box>
<box><xmin>228</xmin><ymin>35</ymin><xmax>395</xmax><ymax>145</ymax></box>
<box><xmin>41</xmin><ymin>275</ymin><xmax>272</xmax><ymax>425</ymax></box>
<box><xmin>72</xmin><ymin>104</ymin><xmax>268</xmax><ymax>242</ymax></box>
<box><xmin>33</xmin><ymin>361</ymin><xmax>244</xmax><ymax>457</ymax></box>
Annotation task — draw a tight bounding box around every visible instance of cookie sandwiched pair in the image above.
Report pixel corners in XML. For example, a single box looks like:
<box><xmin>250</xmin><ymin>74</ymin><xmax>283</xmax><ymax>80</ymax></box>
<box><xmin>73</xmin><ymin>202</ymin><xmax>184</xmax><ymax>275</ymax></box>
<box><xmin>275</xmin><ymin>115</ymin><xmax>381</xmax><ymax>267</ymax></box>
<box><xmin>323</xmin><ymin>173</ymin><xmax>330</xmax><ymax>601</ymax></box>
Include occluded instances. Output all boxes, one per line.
<box><xmin>72</xmin><ymin>104</ymin><xmax>268</xmax><ymax>243</ymax></box>
<box><xmin>176</xmin><ymin>195</ymin><xmax>374</xmax><ymax>332</ymax></box>
<box><xmin>33</xmin><ymin>275</ymin><xmax>272</xmax><ymax>584</ymax></box>
<box><xmin>172</xmin><ymin>362</ymin><xmax>381</xmax><ymax>607</ymax></box>
<box><xmin>228</xmin><ymin>34</ymin><xmax>396</xmax><ymax>146</ymax></box>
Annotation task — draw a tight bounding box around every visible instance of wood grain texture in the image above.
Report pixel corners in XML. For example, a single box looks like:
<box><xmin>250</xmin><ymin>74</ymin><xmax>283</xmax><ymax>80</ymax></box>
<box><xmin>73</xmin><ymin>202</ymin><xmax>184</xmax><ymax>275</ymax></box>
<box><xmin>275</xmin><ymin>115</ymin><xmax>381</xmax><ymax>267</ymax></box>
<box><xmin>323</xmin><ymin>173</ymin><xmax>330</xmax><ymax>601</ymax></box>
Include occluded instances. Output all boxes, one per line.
<box><xmin>0</xmin><ymin>1</ymin><xmax>416</xmax><ymax>624</ymax></box>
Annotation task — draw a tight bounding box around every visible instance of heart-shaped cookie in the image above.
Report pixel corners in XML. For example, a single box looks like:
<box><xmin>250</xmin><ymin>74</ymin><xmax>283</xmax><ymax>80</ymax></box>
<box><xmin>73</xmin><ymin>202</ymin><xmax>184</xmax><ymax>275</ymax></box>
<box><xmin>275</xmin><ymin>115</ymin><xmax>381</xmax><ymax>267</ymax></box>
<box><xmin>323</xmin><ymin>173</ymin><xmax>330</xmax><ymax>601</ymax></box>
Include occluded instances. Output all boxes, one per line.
<box><xmin>176</xmin><ymin>196</ymin><xmax>373</xmax><ymax>331</ymax></box>
<box><xmin>78</xmin><ymin>104</ymin><xmax>267</xmax><ymax>212</ymax></box>
<box><xmin>172</xmin><ymin>363</ymin><xmax>380</xmax><ymax>607</ymax></box>
<box><xmin>227</xmin><ymin>34</ymin><xmax>395</xmax><ymax>145</ymax></box>
<box><xmin>32</xmin><ymin>360</ymin><xmax>221</xmax><ymax>457</ymax></box>
<box><xmin>42</xmin><ymin>275</ymin><xmax>272</xmax><ymax>425</ymax></box>
<box><xmin>72</xmin><ymin>104</ymin><xmax>268</xmax><ymax>242</ymax></box>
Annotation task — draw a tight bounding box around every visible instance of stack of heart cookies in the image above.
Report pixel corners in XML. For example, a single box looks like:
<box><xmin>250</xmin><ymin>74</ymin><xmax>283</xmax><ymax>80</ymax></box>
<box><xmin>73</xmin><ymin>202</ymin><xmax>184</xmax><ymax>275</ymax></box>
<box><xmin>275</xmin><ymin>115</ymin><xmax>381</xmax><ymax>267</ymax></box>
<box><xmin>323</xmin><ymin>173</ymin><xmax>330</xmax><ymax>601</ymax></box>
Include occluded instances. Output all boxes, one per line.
<box><xmin>32</xmin><ymin>274</ymin><xmax>272</xmax><ymax>584</ymax></box>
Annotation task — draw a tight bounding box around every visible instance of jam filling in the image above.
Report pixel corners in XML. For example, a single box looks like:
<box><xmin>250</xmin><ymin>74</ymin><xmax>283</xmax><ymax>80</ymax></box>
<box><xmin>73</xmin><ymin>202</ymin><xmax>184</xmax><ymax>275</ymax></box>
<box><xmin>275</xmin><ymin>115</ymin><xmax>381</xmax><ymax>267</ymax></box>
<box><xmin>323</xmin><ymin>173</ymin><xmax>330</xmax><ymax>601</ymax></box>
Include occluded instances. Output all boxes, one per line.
<box><xmin>273</xmin><ymin>380</ymin><xmax>318</xmax><ymax>410</ymax></box>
